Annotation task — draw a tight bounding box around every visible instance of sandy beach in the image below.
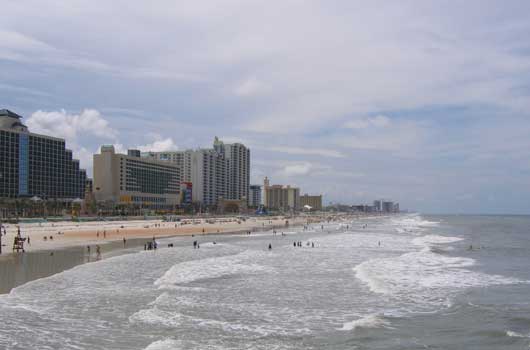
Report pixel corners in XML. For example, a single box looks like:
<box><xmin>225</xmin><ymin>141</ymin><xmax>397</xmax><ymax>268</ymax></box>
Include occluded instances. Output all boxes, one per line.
<box><xmin>0</xmin><ymin>215</ymin><xmax>320</xmax><ymax>255</ymax></box>
<box><xmin>0</xmin><ymin>213</ymin><xmax>370</xmax><ymax>294</ymax></box>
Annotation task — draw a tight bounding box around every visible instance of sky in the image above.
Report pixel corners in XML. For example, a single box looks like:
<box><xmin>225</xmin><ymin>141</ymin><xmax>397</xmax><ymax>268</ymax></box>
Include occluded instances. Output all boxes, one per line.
<box><xmin>1</xmin><ymin>0</ymin><xmax>530</xmax><ymax>214</ymax></box>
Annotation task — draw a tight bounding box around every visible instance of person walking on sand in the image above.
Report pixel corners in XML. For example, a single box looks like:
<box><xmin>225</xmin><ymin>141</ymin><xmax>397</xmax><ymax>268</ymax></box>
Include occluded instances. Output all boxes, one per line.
<box><xmin>87</xmin><ymin>245</ymin><xmax>91</xmax><ymax>255</ymax></box>
<box><xmin>123</xmin><ymin>237</ymin><xmax>126</xmax><ymax>247</ymax></box>
<box><xmin>96</xmin><ymin>245</ymin><xmax>101</xmax><ymax>260</ymax></box>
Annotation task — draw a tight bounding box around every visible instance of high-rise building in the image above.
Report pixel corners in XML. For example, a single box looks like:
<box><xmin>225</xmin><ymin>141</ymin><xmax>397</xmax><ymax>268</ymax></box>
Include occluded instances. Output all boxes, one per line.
<box><xmin>300</xmin><ymin>194</ymin><xmax>323</xmax><ymax>211</ymax></box>
<box><xmin>146</xmin><ymin>150</ymin><xmax>193</xmax><ymax>182</ymax></box>
<box><xmin>146</xmin><ymin>137</ymin><xmax>249</xmax><ymax>207</ymax></box>
<box><xmin>0</xmin><ymin>109</ymin><xmax>86</xmax><ymax>200</ymax></box>
<box><xmin>190</xmin><ymin>149</ymin><xmax>229</xmax><ymax>207</ymax></box>
<box><xmin>213</xmin><ymin>137</ymin><xmax>250</xmax><ymax>202</ymax></box>
<box><xmin>263</xmin><ymin>176</ymin><xmax>270</xmax><ymax>205</ymax></box>
<box><xmin>382</xmin><ymin>201</ymin><xmax>394</xmax><ymax>213</ymax></box>
<box><xmin>249</xmin><ymin>185</ymin><xmax>262</xmax><ymax>207</ymax></box>
<box><xmin>93</xmin><ymin>146</ymin><xmax>180</xmax><ymax>210</ymax></box>
<box><xmin>145</xmin><ymin>149</ymin><xmax>228</xmax><ymax>207</ymax></box>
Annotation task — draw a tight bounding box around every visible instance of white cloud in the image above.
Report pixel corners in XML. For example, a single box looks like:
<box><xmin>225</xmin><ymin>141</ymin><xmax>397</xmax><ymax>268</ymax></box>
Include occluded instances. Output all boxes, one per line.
<box><xmin>27</xmin><ymin>109</ymin><xmax>118</xmax><ymax>141</ymax></box>
<box><xmin>280</xmin><ymin>162</ymin><xmax>313</xmax><ymax>177</ymax></box>
<box><xmin>136</xmin><ymin>138</ymin><xmax>178</xmax><ymax>152</ymax></box>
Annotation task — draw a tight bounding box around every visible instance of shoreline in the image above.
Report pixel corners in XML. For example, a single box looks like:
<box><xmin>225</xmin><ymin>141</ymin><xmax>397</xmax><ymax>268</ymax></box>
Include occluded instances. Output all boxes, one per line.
<box><xmin>0</xmin><ymin>215</ymin><xmax>317</xmax><ymax>294</ymax></box>
<box><xmin>0</xmin><ymin>213</ymin><xmax>381</xmax><ymax>294</ymax></box>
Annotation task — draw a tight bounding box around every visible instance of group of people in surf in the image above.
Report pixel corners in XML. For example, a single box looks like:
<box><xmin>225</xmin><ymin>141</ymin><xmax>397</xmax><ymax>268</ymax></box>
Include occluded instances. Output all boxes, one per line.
<box><xmin>293</xmin><ymin>241</ymin><xmax>315</xmax><ymax>248</ymax></box>
<box><xmin>86</xmin><ymin>244</ymin><xmax>102</xmax><ymax>260</ymax></box>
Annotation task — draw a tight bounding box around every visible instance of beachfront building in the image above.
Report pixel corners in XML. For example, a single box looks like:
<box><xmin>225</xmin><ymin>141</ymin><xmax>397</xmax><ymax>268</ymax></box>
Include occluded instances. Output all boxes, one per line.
<box><xmin>145</xmin><ymin>148</ymin><xmax>228</xmax><ymax>208</ymax></box>
<box><xmin>300</xmin><ymin>194</ymin><xmax>323</xmax><ymax>211</ymax></box>
<box><xmin>373</xmin><ymin>199</ymin><xmax>399</xmax><ymax>213</ymax></box>
<box><xmin>265</xmin><ymin>184</ymin><xmax>300</xmax><ymax>212</ymax></box>
<box><xmin>263</xmin><ymin>176</ymin><xmax>270</xmax><ymax>205</ymax></box>
<box><xmin>144</xmin><ymin>137</ymin><xmax>249</xmax><ymax>208</ymax></box>
<box><xmin>146</xmin><ymin>150</ymin><xmax>193</xmax><ymax>183</ymax></box>
<box><xmin>213</xmin><ymin>137</ymin><xmax>250</xmax><ymax>203</ymax></box>
<box><xmin>0</xmin><ymin>109</ymin><xmax>86</xmax><ymax>201</ymax></box>
<box><xmin>249</xmin><ymin>185</ymin><xmax>261</xmax><ymax>207</ymax></box>
<box><xmin>93</xmin><ymin>146</ymin><xmax>180</xmax><ymax>211</ymax></box>
<box><xmin>190</xmin><ymin>148</ymin><xmax>229</xmax><ymax>207</ymax></box>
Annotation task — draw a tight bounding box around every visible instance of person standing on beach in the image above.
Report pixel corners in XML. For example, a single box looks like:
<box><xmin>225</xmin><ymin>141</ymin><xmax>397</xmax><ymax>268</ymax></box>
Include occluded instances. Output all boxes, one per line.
<box><xmin>123</xmin><ymin>237</ymin><xmax>126</xmax><ymax>247</ymax></box>
<box><xmin>87</xmin><ymin>245</ymin><xmax>91</xmax><ymax>255</ymax></box>
<box><xmin>96</xmin><ymin>245</ymin><xmax>101</xmax><ymax>260</ymax></box>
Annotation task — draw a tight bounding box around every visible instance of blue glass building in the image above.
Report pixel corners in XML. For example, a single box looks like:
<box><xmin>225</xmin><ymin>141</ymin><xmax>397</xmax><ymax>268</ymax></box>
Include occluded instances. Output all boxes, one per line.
<box><xmin>0</xmin><ymin>109</ymin><xmax>86</xmax><ymax>199</ymax></box>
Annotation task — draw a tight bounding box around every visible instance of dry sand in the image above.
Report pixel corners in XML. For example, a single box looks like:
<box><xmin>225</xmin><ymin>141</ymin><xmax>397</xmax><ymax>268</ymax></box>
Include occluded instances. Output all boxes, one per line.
<box><xmin>0</xmin><ymin>215</ymin><xmax>320</xmax><ymax>255</ymax></box>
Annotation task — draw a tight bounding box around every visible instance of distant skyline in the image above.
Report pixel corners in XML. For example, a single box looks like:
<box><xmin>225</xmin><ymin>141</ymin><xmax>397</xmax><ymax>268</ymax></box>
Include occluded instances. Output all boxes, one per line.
<box><xmin>1</xmin><ymin>1</ymin><xmax>530</xmax><ymax>214</ymax></box>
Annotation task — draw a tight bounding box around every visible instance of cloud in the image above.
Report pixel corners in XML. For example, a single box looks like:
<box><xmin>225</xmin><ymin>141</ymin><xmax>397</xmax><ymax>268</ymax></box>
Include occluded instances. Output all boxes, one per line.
<box><xmin>344</xmin><ymin>115</ymin><xmax>391</xmax><ymax>129</ymax></box>
<box><xmin>279</xmin><ymin>162</ymin><xmax>313</xmax><ymax>177</ymax></box>
<box><xmin>27</xmin><ymin>109</ymin><xmax>118</xmax><ymax>141</ymax></box>
<box><xmin>234</xmin><ymin>77</ymin><xmax>263</xmax><ymax>97</ymax></box>
<box><xmin>136</xmin><ymin>138</ymin><xmax>178</xmax><ymax>152</ymax></box>
<box><xmin>261</xmin><ymin>145</ymin><xmax>345</xmax><ymax>158</ymax></box>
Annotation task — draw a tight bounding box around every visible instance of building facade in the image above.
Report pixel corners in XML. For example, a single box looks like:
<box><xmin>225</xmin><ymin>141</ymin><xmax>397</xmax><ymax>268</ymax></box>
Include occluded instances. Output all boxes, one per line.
<box><xmin>190</xmin><ymin>149</ymin><xmax>229</xmax><ymax>207</ymax></box>
<box><xmin>300</xmin><ymin>194</ymin><xmax>322</xmax><ymax>211</ymax></box>
<box><xmin>249</xmin><ymin>184</ymin><xmax>261</xmax><ymax>207</ymax></box>
<box><xmin>93</xmin><ymin>146</ymin><xmax>180</xmax><ymax>210</ymax></box>
<box><xmin>265</xmin><ymin>185</ymin><xmax>300</xmax><ymax>211</ymax></box>
<box><xmin>146</xmin><ymin>150</ymin><xmax>193</xmax><ymax>183</ymax></box>
<box><xmin>145</xmin><ymin>137</ymin><xmax>249</xmax><ymax>208</ymax></box>
<box><xmin>0</xmin><ymin>109</ymin><xmax>86</xmax><ymax>200</ymax></box>
<box><xmin>214</xmin><ymin>137</ymin><xmax>250</xmax><ymax>202</ymax></box>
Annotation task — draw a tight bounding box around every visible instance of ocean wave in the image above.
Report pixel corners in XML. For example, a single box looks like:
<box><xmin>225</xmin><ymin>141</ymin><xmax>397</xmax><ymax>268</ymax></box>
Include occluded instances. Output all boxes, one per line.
<box><xmin>412</xmin><ymin>235</ymin><xmax>464</xmax><ymax>249</ymax></box>
<box><xmin>129</xmin><ymin>307</ymin><xmax>183</xmax><ymax>328</ymax></box>
<box><xmin>144</xmin><ymin>339</ymin><xmax>181</xmax><ymax>350</ymax></box>
<box><xmin>154</xmin><ymin>250</ymin><xmax>271</xmax><ymax>288</ymax></box>
<box><xmin>353</xmin><ymin>244</ymin><xmax>526</xmax><ymax>311</ymax></box>
<box><xmin>506</xmin><ymin>330</ymin><xmax>530</xmax><ymax>338</ymax></box>
<box><xmin>339</xmin><ymin>314</ymin><xmax>390</xmax><ymax>331</ymax></box>
<box><xmin>392</xmin><ymin>215</ymin><xmax>440</xmax><ymax>229</ymax></box>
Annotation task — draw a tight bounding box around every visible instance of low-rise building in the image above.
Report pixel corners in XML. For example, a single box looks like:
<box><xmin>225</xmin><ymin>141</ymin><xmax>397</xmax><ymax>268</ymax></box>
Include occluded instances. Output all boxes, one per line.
<box><xmin>300</xmin><ymin>194</ymin><xmax>322</xmax><ymax>211</ymax></box>
<box><xmin>93</xmin><ymin>146</ymin><xmax>180</xmax><ymax>211</ymax></box>
<box><xmin>265</xmin><ymin>184</ymin><xmax>300</xmax><ymax>211</ymax></box>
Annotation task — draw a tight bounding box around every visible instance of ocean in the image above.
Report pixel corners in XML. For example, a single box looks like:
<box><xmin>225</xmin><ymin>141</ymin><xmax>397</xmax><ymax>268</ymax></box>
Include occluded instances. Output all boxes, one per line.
<box><xmin>1</xmin><ymin>214</ymin><xmax>530</xmax><ymax>349</ymax></box>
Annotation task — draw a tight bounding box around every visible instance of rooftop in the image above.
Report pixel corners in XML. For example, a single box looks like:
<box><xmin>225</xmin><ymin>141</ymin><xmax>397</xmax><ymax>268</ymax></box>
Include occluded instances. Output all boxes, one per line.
<box><xmin>0</xmin><ymin>109</ymin><xmax>23</xmax><ymax>119</ymax></box>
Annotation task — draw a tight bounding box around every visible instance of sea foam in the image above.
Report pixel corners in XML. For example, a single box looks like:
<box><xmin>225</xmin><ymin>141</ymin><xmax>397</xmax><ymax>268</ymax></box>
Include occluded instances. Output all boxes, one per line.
<box><xmin>354</xmin><ymin>231</ymin><xmax>526</xmax><ymax>311</ymax></box>
<box><xmin>340</xmin><ymin>314</ymin><xmax>390</xmax><ymax>331</ymax></box>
